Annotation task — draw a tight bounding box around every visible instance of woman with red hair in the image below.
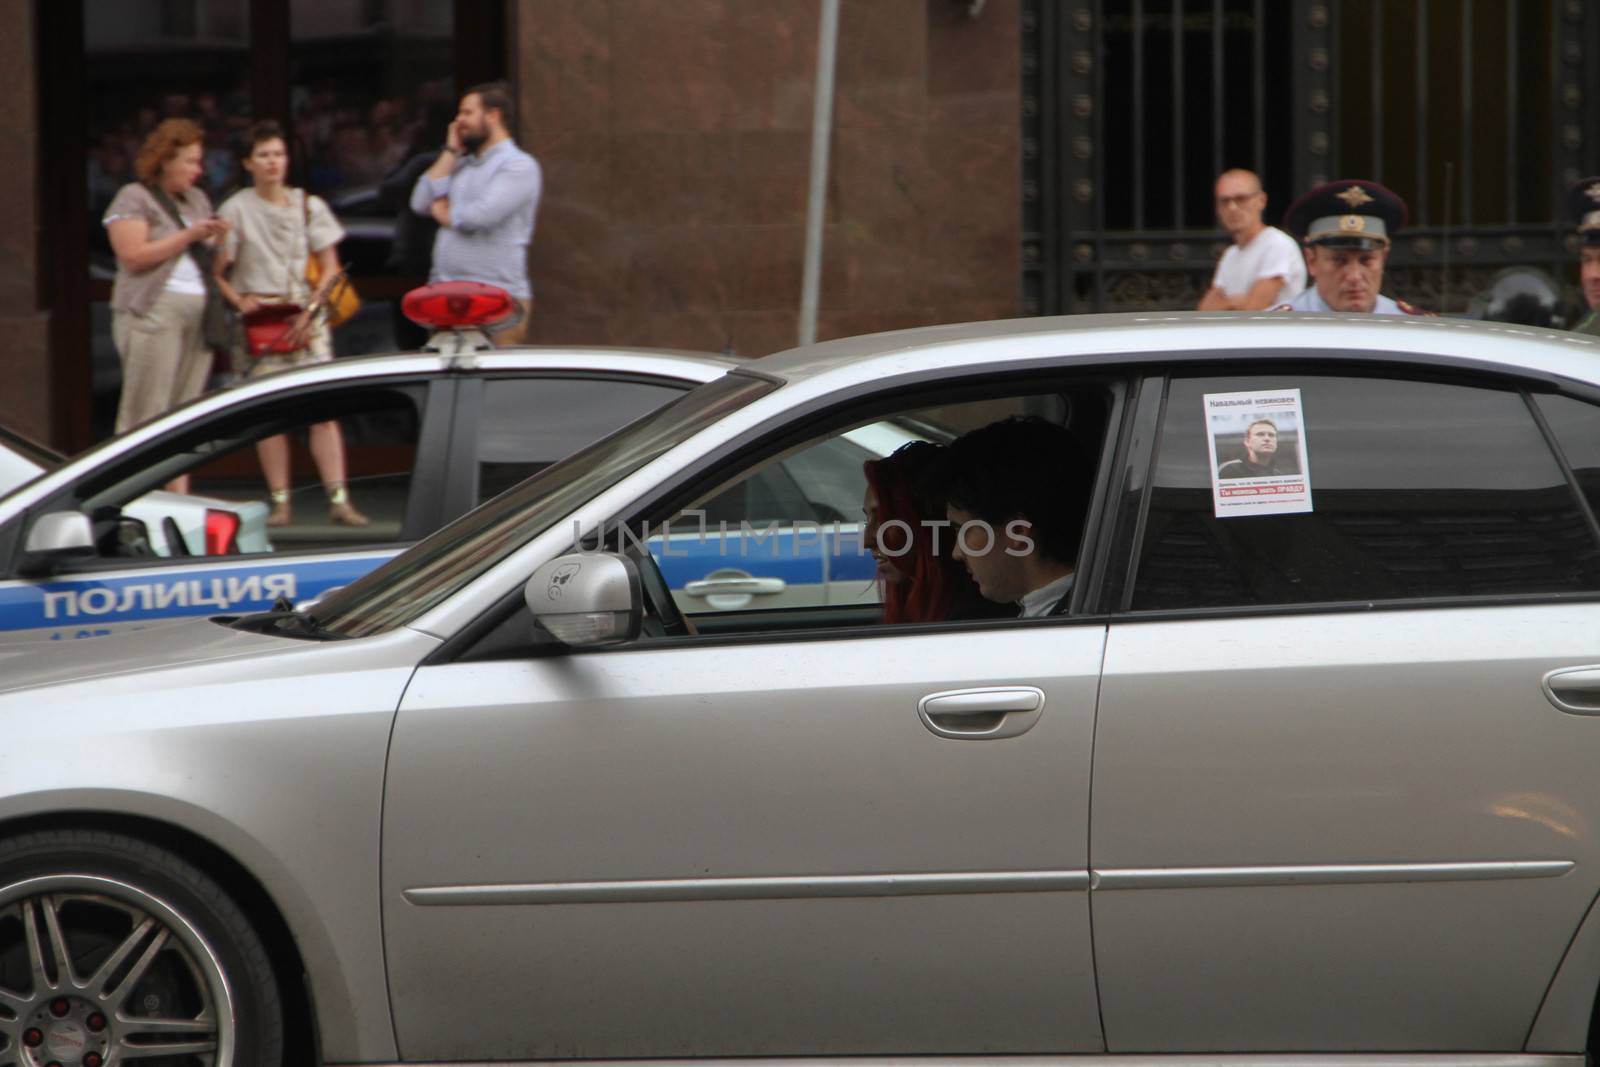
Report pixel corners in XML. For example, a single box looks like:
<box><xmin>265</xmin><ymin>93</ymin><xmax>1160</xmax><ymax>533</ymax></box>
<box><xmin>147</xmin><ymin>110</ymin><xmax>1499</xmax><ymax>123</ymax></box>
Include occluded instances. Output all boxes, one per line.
<box><xmin>863</xmin><ymin>441</ymin><xmax>1004</xmax><ymax>624</ymax></box>
<box><xmin>103</xmin><ymin>118</ymin><xmax>229</xmax><ymax>442</ymax></box>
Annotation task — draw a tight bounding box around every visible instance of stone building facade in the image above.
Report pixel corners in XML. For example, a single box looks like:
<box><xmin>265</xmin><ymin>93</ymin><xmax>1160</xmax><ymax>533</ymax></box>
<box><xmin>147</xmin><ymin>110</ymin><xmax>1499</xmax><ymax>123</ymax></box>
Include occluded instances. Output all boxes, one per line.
<box><xmin>0</xmin><ymin>0</ymin><xmax>1024</xmax><ymax>449</ymax></box>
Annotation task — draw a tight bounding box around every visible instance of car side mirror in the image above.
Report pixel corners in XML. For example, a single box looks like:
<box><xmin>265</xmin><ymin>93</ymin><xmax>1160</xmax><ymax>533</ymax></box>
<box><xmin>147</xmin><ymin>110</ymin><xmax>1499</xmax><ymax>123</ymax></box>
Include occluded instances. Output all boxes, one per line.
<box><xmin>19</xmin><ymin>511</ymin><xmax>97</xmax><ymax>574</ymax></box>
<box><xmin>524</xmin><ymin>552</ymin><xmax>642</xmax><ymax>648</ymax></box>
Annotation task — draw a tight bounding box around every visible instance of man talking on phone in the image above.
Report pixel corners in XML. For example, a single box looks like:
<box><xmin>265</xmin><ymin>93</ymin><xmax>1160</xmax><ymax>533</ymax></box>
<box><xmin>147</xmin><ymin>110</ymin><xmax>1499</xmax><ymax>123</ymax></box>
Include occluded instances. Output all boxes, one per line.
<box><xmin>410</xmin><ymin>81</ymin><xmax>543</xmax><ymax>344</ymax></box>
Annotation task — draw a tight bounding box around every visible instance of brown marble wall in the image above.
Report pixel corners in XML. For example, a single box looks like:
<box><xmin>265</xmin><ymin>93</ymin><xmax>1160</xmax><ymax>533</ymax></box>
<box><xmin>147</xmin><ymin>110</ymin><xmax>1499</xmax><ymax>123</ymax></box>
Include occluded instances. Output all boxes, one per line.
<box><xmin>0</xmin><ymin>1</ymin><xmax>50</xmax><ymax>441</ymax></box>
<box><xmin>511</xmin><ymin>0</ymin><xmax>1022</xmax><ymax>358</ymax></box>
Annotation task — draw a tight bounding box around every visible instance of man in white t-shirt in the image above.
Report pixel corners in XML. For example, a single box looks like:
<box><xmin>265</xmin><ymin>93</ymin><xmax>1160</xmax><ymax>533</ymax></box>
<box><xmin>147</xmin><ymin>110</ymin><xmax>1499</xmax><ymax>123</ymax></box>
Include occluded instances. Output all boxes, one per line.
<box><xmin>1197</xmin><ymin>169</ymin><xmax>1305</xmax><ymax>310</ymax></box>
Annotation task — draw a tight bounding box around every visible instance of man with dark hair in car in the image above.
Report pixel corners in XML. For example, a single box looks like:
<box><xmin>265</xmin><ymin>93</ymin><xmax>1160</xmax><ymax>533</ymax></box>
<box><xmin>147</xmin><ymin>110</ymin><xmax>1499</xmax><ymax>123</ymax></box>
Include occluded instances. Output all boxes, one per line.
<box><xmin>940</xmin><ymin>416</ymin><xmax>1096</xmax><ymax>618</ymax></box>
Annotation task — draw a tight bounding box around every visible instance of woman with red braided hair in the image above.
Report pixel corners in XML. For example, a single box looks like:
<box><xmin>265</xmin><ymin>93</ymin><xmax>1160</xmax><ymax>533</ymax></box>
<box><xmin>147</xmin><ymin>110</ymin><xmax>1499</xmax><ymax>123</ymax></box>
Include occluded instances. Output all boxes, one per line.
<box><xmin>862</xmin><ymin>442</ymin><xmax>1006</xmax><ymax>625</ymax></box>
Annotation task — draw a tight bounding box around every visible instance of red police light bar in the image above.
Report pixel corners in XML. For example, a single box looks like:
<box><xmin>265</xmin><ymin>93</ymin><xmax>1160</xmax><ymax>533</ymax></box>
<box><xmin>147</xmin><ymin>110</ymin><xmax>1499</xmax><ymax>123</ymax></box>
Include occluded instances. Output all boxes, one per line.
<box><xmin>401</xmin><ymin>281</ymin><xmax>515</xmax><ymax>330</ymax></box>
<box><xmin>204</xmin><ymin>508</ymin><xmax>240</xmax><ymax>556</ymax></box>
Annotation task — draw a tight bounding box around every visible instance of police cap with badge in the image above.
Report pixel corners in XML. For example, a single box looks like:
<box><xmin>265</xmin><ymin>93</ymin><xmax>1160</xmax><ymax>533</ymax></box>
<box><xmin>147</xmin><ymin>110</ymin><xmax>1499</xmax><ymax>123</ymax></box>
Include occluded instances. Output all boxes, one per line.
<box><xmin>1275</xmin><ymin>179</ymin><xmax>1431</xmax><ymax>314</ymax></box>
<box><xmin>1568</xmin><ymin>176</ymin><xmax>1600</xmax><ymax>247</ymax></box>
<box><xmin>1284</xmin><ymin>178</ymin><xmax>1409</xmax><ymax>250</ymax></box>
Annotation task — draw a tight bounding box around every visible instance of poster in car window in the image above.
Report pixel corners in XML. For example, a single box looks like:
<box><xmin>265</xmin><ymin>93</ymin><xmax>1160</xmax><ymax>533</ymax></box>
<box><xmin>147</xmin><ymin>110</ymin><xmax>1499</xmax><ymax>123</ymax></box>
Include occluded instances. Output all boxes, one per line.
<box><xmin>1204</xmin><ymin>388</ymin><xmax>1313</xmax><ymax>517</ymax></box>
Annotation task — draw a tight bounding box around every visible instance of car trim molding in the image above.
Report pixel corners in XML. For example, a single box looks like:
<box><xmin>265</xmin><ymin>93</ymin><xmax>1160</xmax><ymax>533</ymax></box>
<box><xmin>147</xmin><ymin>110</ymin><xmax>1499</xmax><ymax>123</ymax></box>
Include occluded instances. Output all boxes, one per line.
<box><xmin>405</xmin><ymin>861</ymin><xmax>1571</xmax><ymax>907</ymax></box>
<box><xmin>403</xmin><ymin>870</ymin><xmax>1090</xmax><ymax>906</ymax></box>
<box><xmin>335</xmin><ymin>1055</ymin><xmax>1585</xmax><ymax>1067</ymax></box>
<box><xmin>1091</xmin><ymin>860</ymin><xmax>1574</xmax><ymax>890</ymax></box>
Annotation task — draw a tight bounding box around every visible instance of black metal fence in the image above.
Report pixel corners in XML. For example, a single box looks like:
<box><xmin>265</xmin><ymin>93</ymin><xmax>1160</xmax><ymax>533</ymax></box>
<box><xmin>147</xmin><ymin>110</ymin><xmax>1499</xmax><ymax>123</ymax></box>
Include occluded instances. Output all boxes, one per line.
<box><xmin>1024</xmin><ymin>0</ymin><xmax>1600</xmax><ymax>315</ymax></box>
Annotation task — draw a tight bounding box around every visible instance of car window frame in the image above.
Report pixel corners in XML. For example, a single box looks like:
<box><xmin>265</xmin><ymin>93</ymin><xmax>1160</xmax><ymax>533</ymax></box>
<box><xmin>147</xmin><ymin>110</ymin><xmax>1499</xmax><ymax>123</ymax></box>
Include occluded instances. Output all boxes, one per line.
<box><xmin>432</xmin><ymin>367</ymin><xmax>1134</xmax><ymax>664</ymax></box>
<box><xmin>1105</xmin><ymin>360</ymin><xmax>1600</xmax><ymax>621</ymax></box>
<box><xmin>4</xmin><ymin>375</ymin><xmax>453</xmax><ymax>578</ymax></box>
<box><xmin>1527</xmin><ymin>390</ymin><xmax>1600</xmax><ymax>537</ymax></box>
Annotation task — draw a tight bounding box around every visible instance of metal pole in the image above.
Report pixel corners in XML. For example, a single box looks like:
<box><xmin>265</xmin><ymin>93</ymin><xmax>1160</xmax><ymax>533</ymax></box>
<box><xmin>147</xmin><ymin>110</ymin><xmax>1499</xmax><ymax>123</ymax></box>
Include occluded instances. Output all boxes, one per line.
<box><xmin>1211</xmin><ymin>0</ymin><xmax>1223</xmax><ymax>177</ymax></box>
<box><xmin>1505</xmin><ymin>0</ymin><xmax>1516</xmax><ymax>223</ymax></box>
<box><xmin>1414</xmin><ymin>0</ymin><xmax>1427</xmax><ymax>221</ymax></box>
<box><xmin>1252</xmin><ymin>0</ymin><xmax>1264</xmax><ymax>177</ymax></box>
<box><xmin>1460</xmin><ymin>0</ymin><xmax>1473</xmax><ymax>224</ymax></box>
<box><xmin>1172</xmin><ymin>0</ymin><xmax>1184</xmax><ymax>227</ymax></box>
<box><xmin>799</xmin><ymin>0</ymin><xmax>841</xmax><ymax>347</ymax></box>
<box><xmin>1370</xmin><ymin>7</ymin><xmax>1382</xmax><ymax>181</ymax></box>
<box><xmin>1132</xmin><ymin>0</ymin><xmax>1144</xmax><ymax>230</ymax></box>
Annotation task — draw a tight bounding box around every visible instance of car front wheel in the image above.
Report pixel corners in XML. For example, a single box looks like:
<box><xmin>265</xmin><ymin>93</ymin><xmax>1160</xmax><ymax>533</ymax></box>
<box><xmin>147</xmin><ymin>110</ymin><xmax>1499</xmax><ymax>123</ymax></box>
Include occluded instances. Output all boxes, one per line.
<box><xmin>0</xmin><ymin>829</ymin><xmax>282</xmax><ymax>1067</ymax></box>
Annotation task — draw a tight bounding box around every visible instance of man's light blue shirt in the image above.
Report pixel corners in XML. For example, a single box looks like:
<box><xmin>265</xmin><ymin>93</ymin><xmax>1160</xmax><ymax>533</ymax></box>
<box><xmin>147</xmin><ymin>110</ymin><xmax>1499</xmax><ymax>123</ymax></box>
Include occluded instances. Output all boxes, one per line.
<box><xmin>410</xmin><ymin>139</ymin><xmax>542</xmax><ymax>300</ymax></box>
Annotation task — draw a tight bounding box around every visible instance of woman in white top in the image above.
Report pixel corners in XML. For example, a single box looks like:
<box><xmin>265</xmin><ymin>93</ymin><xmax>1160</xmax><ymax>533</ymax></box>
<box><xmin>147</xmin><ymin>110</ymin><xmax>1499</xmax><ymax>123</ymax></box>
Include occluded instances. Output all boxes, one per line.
<box><xmin>103</xmin><ymin>119</ymin><xmax>230</xmax><ymax>459</ymax></box>
<box><xmin>213</xmin><ymin>120</ymin><xmax>367</xmax><ymax>527</ymax></box>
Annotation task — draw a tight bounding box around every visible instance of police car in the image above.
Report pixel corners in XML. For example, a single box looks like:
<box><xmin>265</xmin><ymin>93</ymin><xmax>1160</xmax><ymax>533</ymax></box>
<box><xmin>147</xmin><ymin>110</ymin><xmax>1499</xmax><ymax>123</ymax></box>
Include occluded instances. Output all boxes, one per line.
<box><xmin>0</xmin><ymin>285</ymin><xmax>737</xmax><ymax>642</ymax></box>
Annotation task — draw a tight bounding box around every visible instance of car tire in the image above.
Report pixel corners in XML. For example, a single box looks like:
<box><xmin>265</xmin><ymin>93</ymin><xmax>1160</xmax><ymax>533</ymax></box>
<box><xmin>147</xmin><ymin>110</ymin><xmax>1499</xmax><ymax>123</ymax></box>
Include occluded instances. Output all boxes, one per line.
<box><xmin>0</xmin><ymin>828</ymin><xmax>283</xmax><ymax>1067</ymax></box>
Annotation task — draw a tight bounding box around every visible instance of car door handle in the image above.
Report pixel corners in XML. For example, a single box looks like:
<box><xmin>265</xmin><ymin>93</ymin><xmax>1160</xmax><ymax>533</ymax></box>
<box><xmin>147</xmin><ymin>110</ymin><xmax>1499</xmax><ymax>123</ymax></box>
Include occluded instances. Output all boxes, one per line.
<box><xmin>683</xmin><ymin>577</ymin><xmax>787</xmax><ymax>597</ymax></box>
<box><xmin>917</xmin><ymin>687</ymin><xmax>1045</xmax><ymax>740</ymax></box>
<box><xmin>1543</xmin><ymin>666</ymin><xmax>1600</xmax><ymax>715</ymax></box>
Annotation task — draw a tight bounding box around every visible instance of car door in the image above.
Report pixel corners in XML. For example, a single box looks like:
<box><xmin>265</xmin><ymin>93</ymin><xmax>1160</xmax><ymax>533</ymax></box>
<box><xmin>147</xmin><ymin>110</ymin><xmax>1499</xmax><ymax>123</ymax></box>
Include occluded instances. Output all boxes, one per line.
<box><xmin>379</xmin><ymin>377</ymin><xmax>1121</xmax><ymax>1061</ymax></box>
<box><xmin>0</xmin><ymin>378</ymin><xmax>446</xmax><ymax>642</ymax></box>
<box><xmin>1090</xmin><ymin>368</ymin><xmax>1600</xmax><ymax>1052</ymax></box>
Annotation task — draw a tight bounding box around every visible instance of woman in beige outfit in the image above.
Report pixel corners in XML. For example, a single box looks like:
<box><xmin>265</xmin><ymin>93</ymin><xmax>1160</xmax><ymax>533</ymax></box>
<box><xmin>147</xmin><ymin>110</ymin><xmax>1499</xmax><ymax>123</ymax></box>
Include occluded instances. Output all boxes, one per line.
<box><xmin>213</xmin><ymin>120</ymin><xmax>367</xmax><ymax>527</ymax></box>
<box><xmin>103</xmin><ymin>119</ymin><xmax>230</xmax><ymax>491</ymax></box>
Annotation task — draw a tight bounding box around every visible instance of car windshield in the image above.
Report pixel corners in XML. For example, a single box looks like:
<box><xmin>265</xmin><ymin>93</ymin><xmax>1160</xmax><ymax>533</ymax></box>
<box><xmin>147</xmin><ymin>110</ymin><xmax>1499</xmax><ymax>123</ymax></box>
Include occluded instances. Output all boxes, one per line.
<box><xmin>304</xmin><ymin>371</ymin><xmax>778</xmax><ymax>638</ymax></box>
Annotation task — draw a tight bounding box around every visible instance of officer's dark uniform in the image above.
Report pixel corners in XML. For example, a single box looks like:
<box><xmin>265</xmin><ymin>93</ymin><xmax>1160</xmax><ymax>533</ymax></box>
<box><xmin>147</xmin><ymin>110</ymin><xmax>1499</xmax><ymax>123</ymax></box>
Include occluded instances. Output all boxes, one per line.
<box><xmin>1273</xmin><ymin>179</ymin><xmax>1431</xmax><ymax>315</ymax></box>
<box><xmin>1567</xmin><ymin>176</ymin><xmax>1600</xmax><ymax>337</ymax></box>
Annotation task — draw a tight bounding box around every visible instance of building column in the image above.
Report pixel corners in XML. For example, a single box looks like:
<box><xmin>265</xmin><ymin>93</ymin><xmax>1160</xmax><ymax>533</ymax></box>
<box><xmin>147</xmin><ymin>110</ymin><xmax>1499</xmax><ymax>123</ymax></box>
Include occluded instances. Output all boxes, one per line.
<box><xmin>0</xmin><ymin>1</ymin><xmax>51</xmax><ymax>444</ymax></box>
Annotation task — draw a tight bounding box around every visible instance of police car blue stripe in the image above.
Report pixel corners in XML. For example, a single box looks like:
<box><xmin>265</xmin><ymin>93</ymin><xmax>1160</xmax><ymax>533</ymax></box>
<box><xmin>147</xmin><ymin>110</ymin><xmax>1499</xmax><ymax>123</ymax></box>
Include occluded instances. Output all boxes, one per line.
<box><xmin>0</xmin><ymin>553</ymin><xmax>401</xmax><ymax>632</ymax></box>
<box><xmin>650</xmin><ymin>530</ymin><xmax>825</xmax><ymax>587</ymax></box>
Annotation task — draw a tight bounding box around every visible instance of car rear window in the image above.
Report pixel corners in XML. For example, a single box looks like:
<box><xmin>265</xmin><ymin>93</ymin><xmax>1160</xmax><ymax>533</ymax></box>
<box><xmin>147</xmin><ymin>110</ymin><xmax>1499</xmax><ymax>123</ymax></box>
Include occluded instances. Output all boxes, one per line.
<box><xmin>1129</xmin><ymin>373</ymin><xmax>1600</xmax><ymax>610</ymax></box>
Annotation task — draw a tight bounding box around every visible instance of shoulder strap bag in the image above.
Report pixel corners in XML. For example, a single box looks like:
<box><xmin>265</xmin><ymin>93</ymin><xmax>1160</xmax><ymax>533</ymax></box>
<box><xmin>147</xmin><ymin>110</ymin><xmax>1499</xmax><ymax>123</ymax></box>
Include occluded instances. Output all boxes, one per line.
<box><xmin>149</xmin><ymin>184</ymin><xmax>235</xmax><ymax>351</ymax></box>
<box><xmin>303</xmin><ymin>190</ymin><xmax>360</xmax><ymax>329</ymax></box>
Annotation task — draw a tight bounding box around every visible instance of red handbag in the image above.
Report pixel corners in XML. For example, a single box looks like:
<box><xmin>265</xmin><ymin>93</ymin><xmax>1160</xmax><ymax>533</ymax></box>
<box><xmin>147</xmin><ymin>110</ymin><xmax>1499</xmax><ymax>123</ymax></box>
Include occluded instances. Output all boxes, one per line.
<box><xmin>241</xmin><ymin>303</ymin><xmax>309</xmax><ymax>357</ymax></box>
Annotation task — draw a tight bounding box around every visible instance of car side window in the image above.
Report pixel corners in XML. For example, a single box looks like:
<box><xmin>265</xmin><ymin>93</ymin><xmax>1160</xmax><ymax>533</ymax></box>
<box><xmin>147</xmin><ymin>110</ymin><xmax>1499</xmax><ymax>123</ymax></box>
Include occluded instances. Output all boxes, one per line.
<box><xmin>73</xmin><ymin>385</ymin><xmax>426</xmax><ymax>561</ymax></box>
<box><xmin>475</xmin><ymin>378</ymin><xmax>687</xmax><ymax>504</ymax></box>
<box><xmin>634</xmin><ymin>387</ymin><xmax>1112</xmax><ymax>634</ymax></box>
<box><xmin>697</xmin><ymin>462</ymin><xmax>815</xmax><ymax>528</ymax></box>
<box><xmin>1129</xmin><ymin>373</ymin><xmax>1600</xmax><ymax>610</ymax></box>
<box><xmin>779</xmin><ymin>436</ymin><xmax>876</xmax><ymax>523</ymax></box>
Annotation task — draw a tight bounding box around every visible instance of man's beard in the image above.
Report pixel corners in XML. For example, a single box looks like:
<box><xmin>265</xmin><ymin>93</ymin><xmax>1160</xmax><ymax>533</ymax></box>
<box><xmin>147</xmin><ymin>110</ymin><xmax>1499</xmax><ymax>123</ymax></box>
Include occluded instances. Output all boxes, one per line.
<box><xmin>461</xmin><ymin>126</ymin><xmax>488</xmax><ymax>154</ymax></box>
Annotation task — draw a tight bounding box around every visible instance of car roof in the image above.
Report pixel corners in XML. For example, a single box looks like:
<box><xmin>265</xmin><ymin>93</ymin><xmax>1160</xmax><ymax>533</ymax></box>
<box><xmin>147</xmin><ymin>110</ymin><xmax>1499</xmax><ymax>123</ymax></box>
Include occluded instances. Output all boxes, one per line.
<box><xmin>280</xmin><ymin>345</ymin><xmax>738</xmax><ymax>382</ymax></box>
<box><xmin>745</xmin><ymin>312</ymin><xmax>1600</xmax><ymax>393</ymax></box>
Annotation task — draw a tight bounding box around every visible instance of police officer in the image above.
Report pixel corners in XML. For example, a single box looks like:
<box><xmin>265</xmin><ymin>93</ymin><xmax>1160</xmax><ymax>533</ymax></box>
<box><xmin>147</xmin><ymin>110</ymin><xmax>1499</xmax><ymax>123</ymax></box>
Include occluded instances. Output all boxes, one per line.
<box><xmin>1567</xmin><ymin>176</ymin><xmax>1600</xmax><ymax>336</ymax></box>
<box><xmin>1276</xmin><ymin>179</ymin><xmax>1430</xmax><ymax>315</ymax></box>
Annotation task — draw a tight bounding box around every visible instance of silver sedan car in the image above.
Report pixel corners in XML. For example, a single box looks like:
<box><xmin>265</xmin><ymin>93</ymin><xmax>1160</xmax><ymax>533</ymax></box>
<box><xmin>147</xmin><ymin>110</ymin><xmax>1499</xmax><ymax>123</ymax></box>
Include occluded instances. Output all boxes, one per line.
<box><xmin>6</xmin><ymin>312</ymin><xmax>1600</xmax><ymax>1066</ymax></box>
